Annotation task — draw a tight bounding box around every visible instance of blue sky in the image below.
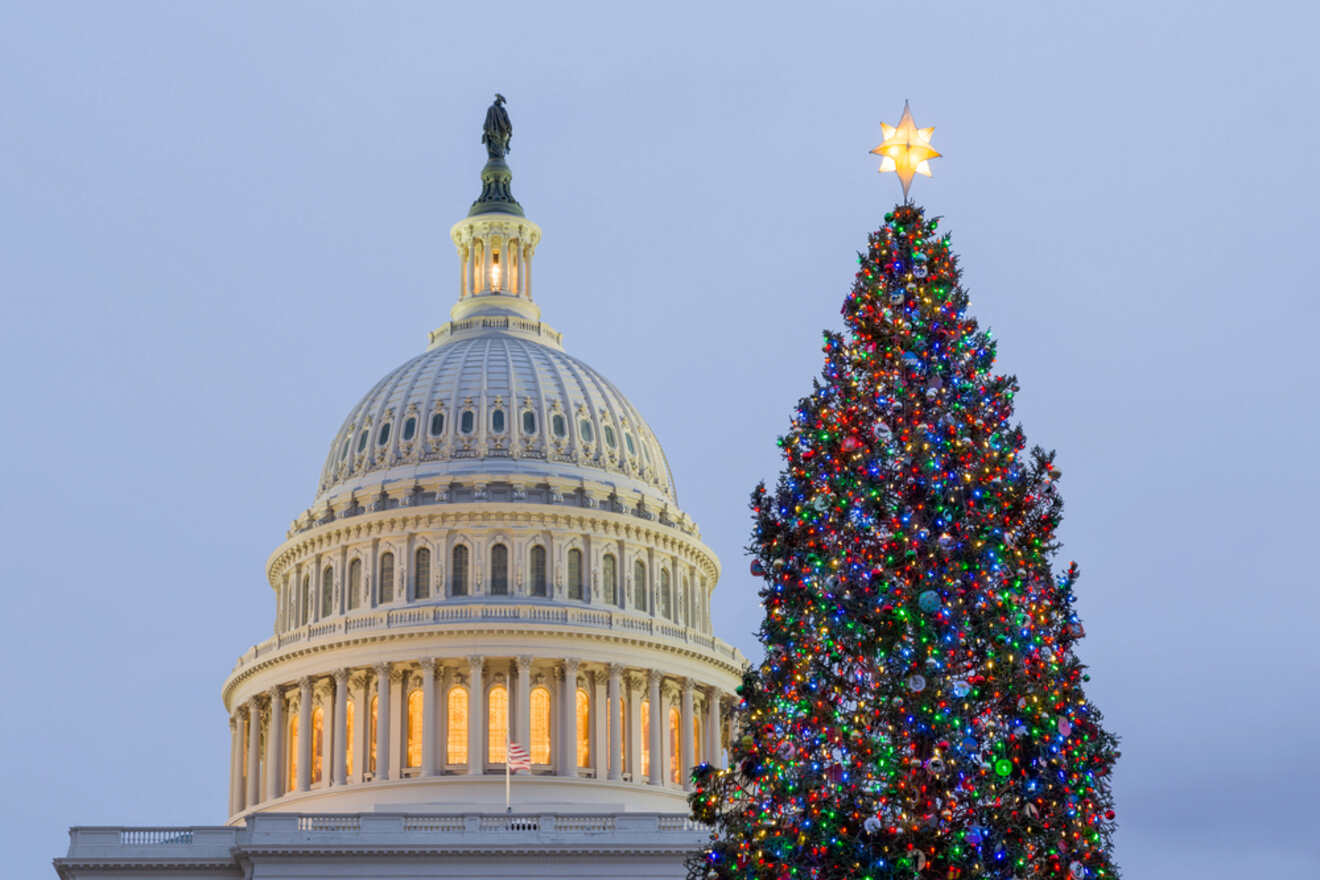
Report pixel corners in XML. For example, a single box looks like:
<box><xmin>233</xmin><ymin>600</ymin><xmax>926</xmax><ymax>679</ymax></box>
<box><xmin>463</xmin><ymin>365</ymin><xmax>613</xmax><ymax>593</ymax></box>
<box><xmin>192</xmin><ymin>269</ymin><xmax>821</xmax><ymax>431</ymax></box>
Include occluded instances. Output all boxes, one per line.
<box><xmin>2</xmin><ymin>2</ymin><xmax>1318</xmax><ymax>877</ymax></box>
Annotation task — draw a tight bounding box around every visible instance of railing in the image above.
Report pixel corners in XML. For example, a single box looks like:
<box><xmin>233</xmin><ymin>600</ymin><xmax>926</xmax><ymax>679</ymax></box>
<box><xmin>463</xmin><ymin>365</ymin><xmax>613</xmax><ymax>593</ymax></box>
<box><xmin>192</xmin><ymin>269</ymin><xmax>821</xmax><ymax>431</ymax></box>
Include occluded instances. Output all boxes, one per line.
<box><xmin>119</xmin><ymin>829</ymin><xmax>194</xmax><ymax>845</ymax></box>
<box><xmin>238</xmin><ymin>604</ymin><xmax>741</xmax><ymax>670</ymax></box>
<box><xmin>65</xmin><ymin>812</ymin><xmax>707</xmax><ymax>858</ymax></box>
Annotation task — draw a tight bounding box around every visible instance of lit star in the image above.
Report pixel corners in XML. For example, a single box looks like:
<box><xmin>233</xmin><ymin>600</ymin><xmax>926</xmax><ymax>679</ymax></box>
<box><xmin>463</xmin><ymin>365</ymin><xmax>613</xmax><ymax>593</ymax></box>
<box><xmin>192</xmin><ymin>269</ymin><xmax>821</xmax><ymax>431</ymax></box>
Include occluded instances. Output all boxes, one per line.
<box><xmin>870</xmin><ymin>101</ymin><xmax>941</xmax><ymax>198</ymax></box>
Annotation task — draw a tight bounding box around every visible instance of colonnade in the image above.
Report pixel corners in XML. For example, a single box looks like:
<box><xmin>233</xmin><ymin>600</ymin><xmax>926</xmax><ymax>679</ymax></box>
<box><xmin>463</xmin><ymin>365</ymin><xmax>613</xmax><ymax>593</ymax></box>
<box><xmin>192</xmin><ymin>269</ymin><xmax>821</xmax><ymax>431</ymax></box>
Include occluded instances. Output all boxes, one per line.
<box><xmin>228</xmin><ymin>656</ymin><xmax>729</xmax><ymax>817</ymax></box>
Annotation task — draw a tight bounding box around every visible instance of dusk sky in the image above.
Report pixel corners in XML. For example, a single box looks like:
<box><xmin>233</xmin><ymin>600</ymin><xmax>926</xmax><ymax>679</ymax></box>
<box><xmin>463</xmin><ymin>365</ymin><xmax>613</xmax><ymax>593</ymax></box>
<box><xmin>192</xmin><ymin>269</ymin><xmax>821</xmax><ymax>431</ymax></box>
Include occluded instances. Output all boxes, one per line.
<box><xmin>3</xmin><ymin>2</ymin><xmax>1318</xmax><ymax>877</ymax></box>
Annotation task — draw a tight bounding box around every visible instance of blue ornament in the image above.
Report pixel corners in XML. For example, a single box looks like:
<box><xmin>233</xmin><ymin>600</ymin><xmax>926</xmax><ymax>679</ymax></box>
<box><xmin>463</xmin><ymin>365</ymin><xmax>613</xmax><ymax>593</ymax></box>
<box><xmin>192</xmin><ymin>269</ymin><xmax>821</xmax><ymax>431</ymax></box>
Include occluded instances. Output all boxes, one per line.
<box><xmin>952</xmin><ymin>680</ymin><xmax>972</xmax><ymax>698</ymax></box>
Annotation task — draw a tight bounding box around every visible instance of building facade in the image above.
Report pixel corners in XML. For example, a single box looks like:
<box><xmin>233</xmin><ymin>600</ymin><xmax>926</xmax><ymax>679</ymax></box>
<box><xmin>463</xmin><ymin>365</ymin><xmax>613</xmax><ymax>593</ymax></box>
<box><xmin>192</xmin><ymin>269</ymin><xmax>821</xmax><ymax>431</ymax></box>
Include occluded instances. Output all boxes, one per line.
<box><xmin>55</xmin><ymin>101</ymin><xmax>743</xmax><ymax>880</ymax></box>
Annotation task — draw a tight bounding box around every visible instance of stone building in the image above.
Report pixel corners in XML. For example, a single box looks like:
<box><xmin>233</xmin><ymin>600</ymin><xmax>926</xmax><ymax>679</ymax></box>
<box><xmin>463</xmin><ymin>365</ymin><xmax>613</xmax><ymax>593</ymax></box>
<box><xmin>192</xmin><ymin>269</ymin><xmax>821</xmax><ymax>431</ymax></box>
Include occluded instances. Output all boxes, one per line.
<box><xmin>54</xmin><ymin>101</ymin><xmax>744</xmax><ymax>880</ymax></box>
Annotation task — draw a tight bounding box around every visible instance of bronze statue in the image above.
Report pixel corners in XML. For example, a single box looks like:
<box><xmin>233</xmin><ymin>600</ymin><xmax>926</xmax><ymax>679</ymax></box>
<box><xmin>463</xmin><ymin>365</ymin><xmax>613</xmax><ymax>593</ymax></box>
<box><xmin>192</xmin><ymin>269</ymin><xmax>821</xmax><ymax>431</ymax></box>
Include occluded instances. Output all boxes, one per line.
<box><xmin>482</xmin><ymin>93</ymin><xmax>512</xmax><ymax>159</ymax></box>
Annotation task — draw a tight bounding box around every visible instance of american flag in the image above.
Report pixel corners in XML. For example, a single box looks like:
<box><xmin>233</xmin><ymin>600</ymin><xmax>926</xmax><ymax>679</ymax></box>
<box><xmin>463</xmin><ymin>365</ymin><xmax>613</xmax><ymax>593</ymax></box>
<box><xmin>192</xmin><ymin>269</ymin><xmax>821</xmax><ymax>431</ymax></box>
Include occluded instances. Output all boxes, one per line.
<box><xmin>507</xmin><ymin>742</ymin><xmax>532</xmax><ymax>772</ymax></box>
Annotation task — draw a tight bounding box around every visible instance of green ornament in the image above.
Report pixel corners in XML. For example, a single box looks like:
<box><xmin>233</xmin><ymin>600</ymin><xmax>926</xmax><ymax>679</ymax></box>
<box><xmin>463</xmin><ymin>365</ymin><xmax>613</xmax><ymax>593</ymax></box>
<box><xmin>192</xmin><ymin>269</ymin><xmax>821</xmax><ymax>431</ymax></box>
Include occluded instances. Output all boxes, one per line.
<box><xmin>994</xmin><ymin>758</ymin><xmax>1014</xmax><ymax>777</ymax></box>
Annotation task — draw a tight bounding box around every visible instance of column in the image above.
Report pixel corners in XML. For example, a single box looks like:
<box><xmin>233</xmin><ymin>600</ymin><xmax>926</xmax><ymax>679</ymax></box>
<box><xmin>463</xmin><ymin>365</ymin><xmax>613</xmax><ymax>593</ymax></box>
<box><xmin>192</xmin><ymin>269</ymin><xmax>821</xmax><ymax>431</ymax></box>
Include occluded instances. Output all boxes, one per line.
<box><xmin>562</xmin><ymin>658</ymin><xmax>580</xmax><ymax>775</ymax></box>
<box><xmin>389</xmin><ymin>668</ymin><xmax>404</xmax><ymax>779</ymax></box>
<box><xmin>706</xmin><ymin>688</ymin><xmax>723</xmax><ymax>769</ymax></box>
<box><xmin>680</xmin><ymin>678</ymin><xmax>695</xmax><ymax>790</ymax></box>
<box><xmin>297</xmin><ymin>678</ymin><xmax>312</xmax><ymax>791</ymax></box>
<box><xmin>515</xmin><ymin>656</ymin><xmax>532</xmax><ymax>751</ymax></box>
<box><xmin>267</xmin><ymin>686</ymin><xmax>284</xmax><ymax>801</ymax></box>
<box><xmin>523</xmin><ymin>243</ymin><xmax>532</xmax><ymax>297</ymax></box>
<box><xmin>647</xmin><ymin>671</ymin><xmax>663</xmax><ymax>785</ymax></box>
<box><xmin>228</xmin><ymin>716</ymin><xmax>241</xmax><ymax>815</ymax></box>
<box><xmin>436</xmin><ymin>666</ymin><xmax>450</xmax><ymax>772</ymax></box>
<box><xmin>467</xmin><ymin>655</ymin><xmax>485</xmax><ymax>775</ymax></box>
<box><xmin>245</xmin><ymin>698</ymin><xmax>262</xmax><ymax>806</ymax></box>
<box><xmin>373</xmin><ymin>663</ymin><xmax>391</xmax><ymax>781</ymax></box>
<box><xmin>625</xmin><ymin>674</ymin><xmax>642</xmax><ymax>781</ymax></box>
<box><xmin>332</xmin><ymin>670</ymin><xmax>349</xmax><ymax>786</ymax></box>
<box><xmin>607</xmin><ymin>665</ymin><xmax>622</xmax><ymax>781</ymax></box>
<box><xmin>420</xmin><ymin>659</ymin><xmax>437</xmax><ymax>777</ymax></box>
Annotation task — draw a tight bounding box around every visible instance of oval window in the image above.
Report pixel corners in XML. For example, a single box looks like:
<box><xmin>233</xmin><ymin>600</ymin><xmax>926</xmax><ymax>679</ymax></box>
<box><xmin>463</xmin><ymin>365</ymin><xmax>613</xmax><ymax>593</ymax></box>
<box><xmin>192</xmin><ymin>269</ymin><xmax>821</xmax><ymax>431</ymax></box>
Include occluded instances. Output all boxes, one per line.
<box><xmin>430</xmin><ymin>412</ymin><xmax>445</xmax><ymax>436</ymax></box>
<box><xmin>552</xmin><ymin>414</ymin><xmax>567</xmax><ymax>438</ymax></box>
<box><xmin>491</xmin><ymin>409</ymin><xmax>506</xmax><ymax>433</ymax></box>
<box><xmin>377</xmin><ymin>422</ymin><xmax>391</xmax><ymax>445</ymax></box>
<box><xmin>402</xmin><ymin>416</ymin><xmax>416</xmax><ymax>441</ymax></box>
<box><xmin>624</xmin><ymin>433</ymin><xmax>636</xmax><ymax>455</ymax></box>
<box><xmin>603</xmin><ymin>425</ymin><xmax>616</xmax><ymax>448</ymax></box>
<box><xmin>357</xmin><ymin>430</ymin><xmax>370</xmax><ymax>453</ymax></box>
<box><xmin>641</xmin><ymin>442</ymin><xmax>651</xmax><ymax>462</ymax></box>
<box><xmin>460</xmin><ymin>411</ymin><xmax>475</xmax><ymax>434</ymax></box>
<box><xmin>579</xmin><ymin>419</ymin><xmax>594</xmax><ymax>443</ymax></box>
<box><xmin>340</xmin><ymin>438</ymin><xmax>350</xmax><ymax>460</ymax></box>
<box><xmin>522</xmin><ymin>411</ymin><xmax>536</xmax><ymax>434</ymax></box>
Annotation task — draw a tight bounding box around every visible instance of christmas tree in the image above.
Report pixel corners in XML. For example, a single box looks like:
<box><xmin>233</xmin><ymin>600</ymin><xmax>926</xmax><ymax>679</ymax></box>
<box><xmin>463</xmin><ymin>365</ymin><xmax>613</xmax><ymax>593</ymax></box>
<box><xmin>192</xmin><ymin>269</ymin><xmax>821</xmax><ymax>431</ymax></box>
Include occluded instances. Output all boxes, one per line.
<box><xmin>689</xmin><ymin>108</ymin><xmax>1120</xmax><ymax>880</ymax></box>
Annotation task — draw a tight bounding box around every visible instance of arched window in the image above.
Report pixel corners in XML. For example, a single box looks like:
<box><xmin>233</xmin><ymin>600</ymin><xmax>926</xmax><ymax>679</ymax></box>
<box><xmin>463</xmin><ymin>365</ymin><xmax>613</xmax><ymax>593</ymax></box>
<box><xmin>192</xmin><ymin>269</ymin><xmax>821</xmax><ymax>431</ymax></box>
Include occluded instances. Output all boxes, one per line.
<box><xmin>567</xmin><ymin>548</ymin><xmax>583</xmax><ymax>600</ymax></box>
<box><xmin>488</xmin><ymin>685</ymin><xmax>509</xmax><ymax>764</ymax></box>
<box><xmin>450</xmin><ymin>545</ymin><xmax>468</xmax><ymax>596</ymax></box>
<box><xmin>576</xmin><ymin>688</ymin><xmax>591</xmax><ymax>768</ymax></box>
<box><xmin>460</xmin><ymin>410</ymin><xmax>475</xmax><ymax>434</ymax></box>
<box><xmin>345</xmin><ymin>699</ymin><xmax>355</xmax><ymax>778</ymax></box>
<box><xmin>640</xmin><ymin>699</ymin><xmax>651</xmax><ymax>777</ymax></box>
<box><xmin>491</xmin><ymin>408</ymin><xmax>506</xmax><ymax>433</ymax></box>
<box><xmin>368</xmin><ymin>695</ymin><xmax>378</xmax><ymax>774</ymax></box>
<box><xmin>530</xmin><ymin>546</ymin><xmax>547</xmax><ymax>597</ymax></box>
<box><xmin>489</xmin><ymin>544</ymin><xmax>508</xmax><ymax>595</ymax></box>
<box><xmin>414</xmin><ymin>547</ymin><xmax>431</xmax><ymax>599</ymax></box>
<box><xmin>377</xmin><ymin>422</ymin><xmax>391</xmax><ymax>446</ymax></box>
<box><xmin>603</xmin><ymin>554</ymin><xmax>618</xmax><ymax>606</ymax></box>
<box><xmin>530</xmin><ymin>686</ymin><xmax>551</xmax><ymax>764</ymax></box>
<box><xmin>429</xmin><ymin>412</ymin><xmax>445</xmax><ymax>436</ymax></box>
<box><xmin>521</xmin><ymin>411</ymin><xmax>536</xmax><ymax>434</ymax></box>
<box><xmin>402</xmin><ymin>416</ymin><xmax>416</xmax><ymax>441</ymax></box>
<box><xmin>579</xmin><ymin>419</ymin><xmax>594</xmax><ymax>443</ymax></box>
<box><xmin>634</xmin><ymin>561</ymin><xmax>648</xmax><ymax>612</ymax></box>
<box><xmin>446</xmin><ymin>687</ymin><xmax>468</xmax><ymax>765</ymax></box>
<box><xmin>311</xmin><ymin>706</ymin><xmax>324</xmax><ymax>784</ymax></box>
<box><xmin>348</xmin><ymin>559</ymin><xmax>362</xmax><ymax>611</ymax></box>
<box><xmin>286</xmin><ymin>712</ymin><xmax>299</xmax><ymax>792</ymax></box>
<box><xmin>407</xmin><ymin>689</ymin><xmax>424</xmax><ymax>768</ymax></box>
<box><xmin>300</xmin><ymin>575</ymin><xmax>310</xmax><ymax>625</ymax></box>
<box><xmin>617</xmin><ymin>698</ymin><xmax>628</xmax><ymax>775</ymax></box>
<box><xmin>552</xmin><ymin>414</ymin><xmax>567</xmax><ymax>438</ymax></box>
<box><xmin>660</xmin><ymin>570</ymin><xmax>672</xmax><ymax>619</ymax></box>
<box><xmin>668</xmin><ymin>706</ymin><xmax>681</xmax><ymax>784</ymax></box>
<box><xmin>693</xmin><ymin>712</ymin><xmax>703</xmax><ymax>767</ymax></box>
<box><xmin>379</xmin><ymin>553</ymin><xmax>395</xmax><ymax>604</ymax></box>
<box><xmin>320</xmin><ymin>566</ymin><xmax>333</xmax><ymax>617</ymax></box>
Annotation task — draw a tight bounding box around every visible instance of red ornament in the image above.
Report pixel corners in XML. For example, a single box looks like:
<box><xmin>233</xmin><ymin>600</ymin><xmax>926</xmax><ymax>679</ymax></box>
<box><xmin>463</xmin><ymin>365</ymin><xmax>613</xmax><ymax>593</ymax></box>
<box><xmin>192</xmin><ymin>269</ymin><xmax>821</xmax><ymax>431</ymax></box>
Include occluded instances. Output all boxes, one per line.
<box><xmin>841</xmin><ymin>435</ymin><xmax>863</xmax><ymax>453</ymax></box>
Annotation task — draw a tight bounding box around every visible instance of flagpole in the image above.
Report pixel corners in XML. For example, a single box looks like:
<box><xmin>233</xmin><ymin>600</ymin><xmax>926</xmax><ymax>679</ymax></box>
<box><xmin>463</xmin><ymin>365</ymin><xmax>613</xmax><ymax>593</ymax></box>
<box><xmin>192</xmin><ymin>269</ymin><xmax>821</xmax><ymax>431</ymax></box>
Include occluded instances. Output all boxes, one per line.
<box><xmin>505</xmin><ymin>723</ymin><xmax>512</xmax><ymax>814</ymax></box>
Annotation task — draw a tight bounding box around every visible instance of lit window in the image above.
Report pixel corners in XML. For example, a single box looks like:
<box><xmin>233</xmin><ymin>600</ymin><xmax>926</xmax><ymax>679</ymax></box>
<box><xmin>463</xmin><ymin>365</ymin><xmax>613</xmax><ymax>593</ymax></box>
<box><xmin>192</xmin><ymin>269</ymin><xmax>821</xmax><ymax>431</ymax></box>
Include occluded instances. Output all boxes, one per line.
<box><xmin>531</xmin><ymin>686</ymin><xmax>551</xmax><ymax>764</ymax></box>
<box><xmin>287</xmin><ymin>713</ymin><xmax>299</xmax><ymax>792</ymax></box>
<box><xmin>490</xmin><ymin>544</ymin><xmax>508</xmax><ymax>595</ymax></box>
<box><xmin>579</xmin><ymin>419</ymin><xmax>594</xmax><ymax>443</ymax></box>
<box><xmin>567</xmin><ymin>548</ymin><xmax>583</xmax><ymax>600</ymax></box>
<box><xmin>603</xmin><ymin>425</ymin><xmax>616</xmax><ymax>448</ymax></box>
<box><xmin>617</xmin><ymin>699</ymin><xmax>627</xmax><ymax>775</ymax></box>
<box><xmin>379</xmin><ymin>552</ymin><xmax>395</xmax><ymax>603</ymax></box>
<box><xmin>634</xmin><ymin>561</ymin><xmax>647</xmax><ymax>611</ymax></box>
<box><xmin>641</xmin><ymin>700</ymin><xmax>651</xmax><ymax>777</ymax></box>
<box><xmin>624</xmin><ymin>433</ymin><xmax>636</xmax><ymax>455</ymax></box>
<box><xmin>669</xmin><ymin>707</ymin><xmax>681</xmax><ymax>784</ymax></box>
<box><xmin>430</xmin><ymin>412</ymin><xmax>445</xmax><ymax>436</ymax></box>
<box><xmin>522</xmin><ymin>411</ymin><xmax>536</xmax><ymax>434</ymax></box>
<box><xmin>415</xmin><ymin>547</ymin><xmax>431</xmax><ymax>599</ymax></box>
<box><xmin>488</xmin><ymin>685</ymin><xmax>509</xmax><ymax>764</ymax></box>
<box><xmin>491</xmin><ymin>409</ymin><xmax>506</xmax><ymax>433</ymax></box>
<box><xmin>576</xmin><ymin>688</ymin><xmax>591</xmax><ymax>768</ymax></box>
<box><xmin>451</xmin><ymin>545</ymin><xmax>469</xmax><ymax>597</ymax></box>
<box><xmin>530</xmin><ymin>546</ymin><xmax>547</xmax><ymax>596</ymax></box>
<box><xmin>369</xmin><ymin>695</ymin><xmax>378</xmax><ymax>774</ymax></box>
<box><xmin>693</xmin><ymin>712</ymin><xmax>702</xmax><ymax>767</ymax></box>
<box><xmin>407</xmin><ymin>689</ymin><xmax>424</xmax><ymax>768</ymax></box>
<box><xmin>402</xmin><ymin>416</ymin><xmax>416</xmax><ymax>441</ymax></box>
<box><xmin>377</xmin><ymin>422</ymin><xmax>391</xmax><ymax>446</ymax></box>
<box><xmin>447</xmin><ymin>687</ymin><xmax>468</xmax><ymax>765</ymax></box>
<box><xmin>552</xmin><ymin>414</ymin><xmax>566</xmax><ymax>438</ymax></box>
<box><xmin>345</xmin><ymin>699</ymin><xmax>355</xmax><ymax>778</ymax></box>
<box><xmin>348</xmin><ymin>558</ymin><xmax>362</xmax><ymax>610</ymax></box>
<box><xmin>312</xmin><ymin>706</ymin><xmax>324</xmax><ymax>784</ymax></box>
<box><xmin>460</xmin><ymin>410</ymin><xmax>475</xmax><ymax>434</ymax></box>
<box><xmin>357</xmin><ymin>430</ymin><xmax>369</xmax><ymax>453</ymax></box>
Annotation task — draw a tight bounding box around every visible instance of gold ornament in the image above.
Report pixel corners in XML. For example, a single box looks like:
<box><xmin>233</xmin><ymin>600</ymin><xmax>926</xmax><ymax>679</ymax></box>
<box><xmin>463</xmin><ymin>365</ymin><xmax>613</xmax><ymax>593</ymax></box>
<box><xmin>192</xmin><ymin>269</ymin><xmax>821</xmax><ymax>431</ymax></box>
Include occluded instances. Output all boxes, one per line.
<box><xmin>870</xmin><ymin>101</ymin><xmax>941</xmax><ymax>197</ymax></box>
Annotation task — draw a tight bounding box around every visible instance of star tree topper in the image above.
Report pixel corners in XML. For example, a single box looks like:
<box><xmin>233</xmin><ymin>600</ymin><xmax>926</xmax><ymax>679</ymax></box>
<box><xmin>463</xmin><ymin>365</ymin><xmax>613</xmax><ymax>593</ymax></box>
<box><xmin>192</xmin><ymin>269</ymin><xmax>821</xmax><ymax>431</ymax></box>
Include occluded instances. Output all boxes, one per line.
<box><xmin>871</xmin><ymin>101</ymin><xmax>941</xmax><ymax>197</ymax></box>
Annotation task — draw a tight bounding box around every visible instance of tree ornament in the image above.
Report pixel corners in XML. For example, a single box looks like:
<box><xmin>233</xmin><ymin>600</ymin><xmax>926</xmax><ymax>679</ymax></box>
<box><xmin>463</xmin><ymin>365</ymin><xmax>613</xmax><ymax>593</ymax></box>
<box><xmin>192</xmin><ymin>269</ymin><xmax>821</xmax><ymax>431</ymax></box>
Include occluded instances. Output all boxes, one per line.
<box><xmin>918</xmin><ymin>590</ymin><xmax>941</xmax><ymax>612</ymax></box>
<box><xmin>994</xmin><ymin>758</ymin><xmax>1014</xmax><ymax>777</ymax></box>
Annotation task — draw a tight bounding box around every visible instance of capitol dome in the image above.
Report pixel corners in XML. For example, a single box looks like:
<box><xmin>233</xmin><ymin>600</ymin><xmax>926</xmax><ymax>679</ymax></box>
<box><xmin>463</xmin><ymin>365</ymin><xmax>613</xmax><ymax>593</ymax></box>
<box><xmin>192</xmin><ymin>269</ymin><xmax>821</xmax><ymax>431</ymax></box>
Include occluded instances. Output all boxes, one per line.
<box><xmin>218</xmin><ymin>100</ymin><xmax>743</xmax><ymax>828</ymax></box>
